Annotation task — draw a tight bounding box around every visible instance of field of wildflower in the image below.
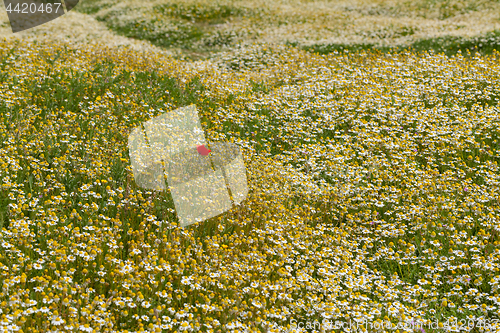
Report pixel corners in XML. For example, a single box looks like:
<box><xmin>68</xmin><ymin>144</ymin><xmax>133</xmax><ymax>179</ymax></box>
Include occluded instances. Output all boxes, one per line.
<box><xmin>1</xmin><ymin>0</ymin><xmax>500</xmax><ymax>332</ymax></box>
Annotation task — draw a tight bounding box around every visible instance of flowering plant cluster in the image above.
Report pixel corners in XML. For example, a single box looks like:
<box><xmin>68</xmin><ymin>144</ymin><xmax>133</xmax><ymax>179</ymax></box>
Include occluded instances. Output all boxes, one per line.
<box><xmin>0</xmin><ymin>5</ymin><xmax>500</xmax><ymax>331</ymax></box>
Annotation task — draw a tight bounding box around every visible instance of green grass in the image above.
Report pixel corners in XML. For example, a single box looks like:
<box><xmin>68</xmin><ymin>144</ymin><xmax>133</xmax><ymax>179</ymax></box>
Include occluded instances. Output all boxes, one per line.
<box><xmin>97</xmin><ymin>10</ymin><xmax>205</xmax><ymax>49</ymax></box>
<box><xmin>345</xmin><ymin>0</ymin><xmax>494</xmax><ymax>20</ymax></box>
<box><xmin>0</xmin><ymin>49</ymin><xmax>221</xmax><ymax>231</ymax></box>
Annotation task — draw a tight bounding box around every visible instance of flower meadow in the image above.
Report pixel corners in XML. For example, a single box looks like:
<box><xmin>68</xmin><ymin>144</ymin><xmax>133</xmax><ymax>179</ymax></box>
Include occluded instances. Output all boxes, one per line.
<box><xmin>1</xmin><ymin>16</ymin><xmax>500</xmax><ymax>333</ymax></box>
